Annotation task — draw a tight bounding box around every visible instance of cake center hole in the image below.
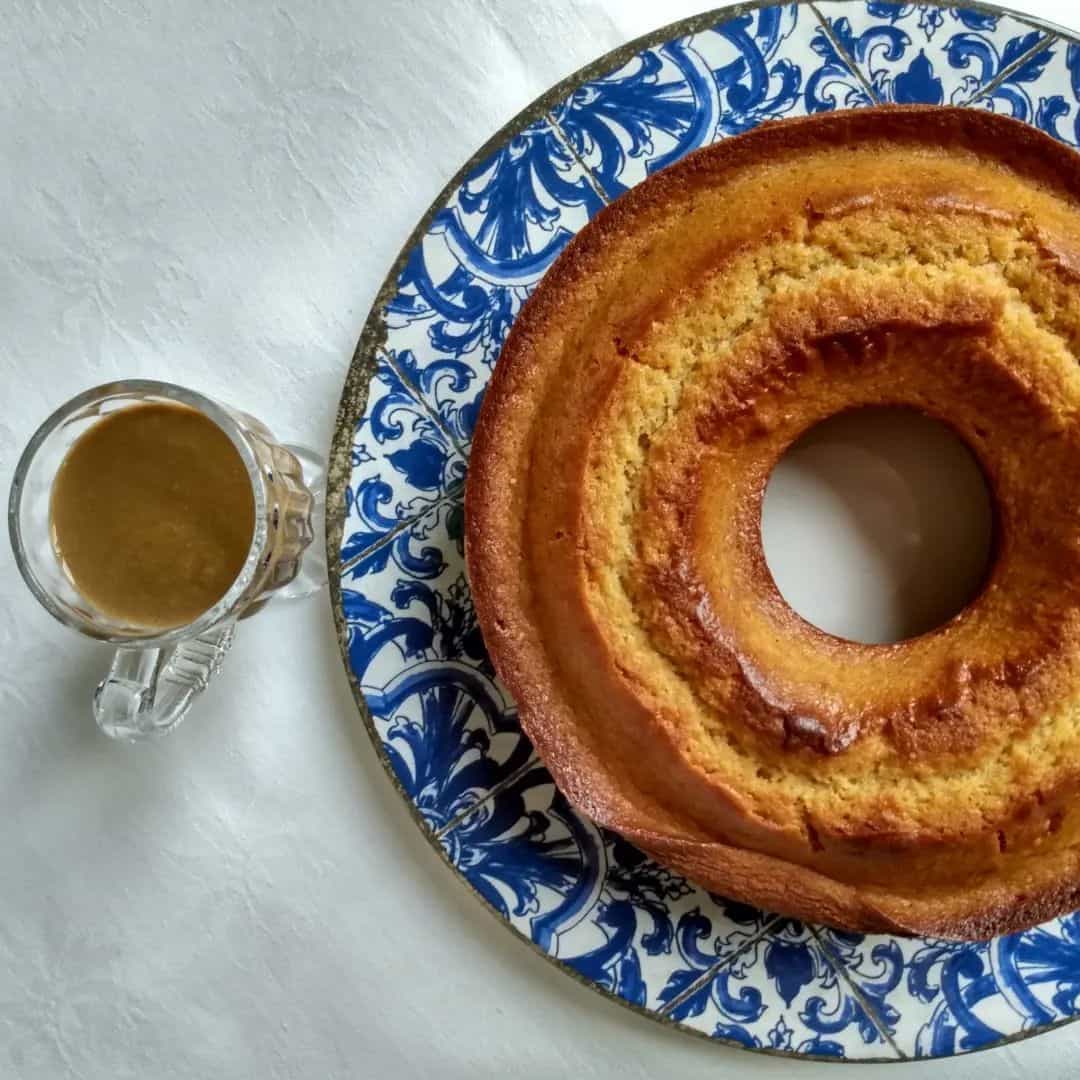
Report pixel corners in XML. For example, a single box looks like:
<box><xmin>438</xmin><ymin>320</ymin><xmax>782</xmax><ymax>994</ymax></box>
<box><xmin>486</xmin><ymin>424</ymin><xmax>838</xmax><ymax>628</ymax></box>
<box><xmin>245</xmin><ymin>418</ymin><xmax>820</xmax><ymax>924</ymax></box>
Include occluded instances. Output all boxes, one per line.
<box><xmin>760</xmin><ymin>407</ymin><xmax>994</xmax><ymax>645</ymax></box>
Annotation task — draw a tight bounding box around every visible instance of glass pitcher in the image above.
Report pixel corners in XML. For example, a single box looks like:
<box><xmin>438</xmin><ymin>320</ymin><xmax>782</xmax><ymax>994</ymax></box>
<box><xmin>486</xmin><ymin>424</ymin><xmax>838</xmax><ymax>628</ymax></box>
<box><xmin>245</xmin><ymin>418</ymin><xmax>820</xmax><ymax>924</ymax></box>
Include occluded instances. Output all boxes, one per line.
<box><xmin>8</xmin><ymin>380</ymin><xmax>325</xmax><ymax>740</ymax></box>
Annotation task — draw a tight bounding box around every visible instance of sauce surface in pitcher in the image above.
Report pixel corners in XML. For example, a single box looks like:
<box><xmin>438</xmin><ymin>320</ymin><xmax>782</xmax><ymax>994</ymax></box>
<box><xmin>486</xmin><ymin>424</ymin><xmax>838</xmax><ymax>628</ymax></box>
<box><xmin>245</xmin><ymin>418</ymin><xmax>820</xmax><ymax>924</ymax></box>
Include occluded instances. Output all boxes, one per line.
<box><xmin>50</xmin><ymin>402</ymin><xmax>255</xmax><ymax>629</ymax></box>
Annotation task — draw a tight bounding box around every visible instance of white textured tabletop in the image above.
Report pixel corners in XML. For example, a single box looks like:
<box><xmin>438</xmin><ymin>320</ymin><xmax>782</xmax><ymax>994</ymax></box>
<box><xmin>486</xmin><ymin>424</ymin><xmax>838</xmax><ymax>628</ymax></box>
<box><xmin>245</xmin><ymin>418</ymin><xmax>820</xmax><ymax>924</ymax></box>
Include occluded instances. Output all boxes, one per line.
<box><xmin>4</xmin><ymin>1</ymin><xmax>1080</xmax><ymax>1077</ymax></box>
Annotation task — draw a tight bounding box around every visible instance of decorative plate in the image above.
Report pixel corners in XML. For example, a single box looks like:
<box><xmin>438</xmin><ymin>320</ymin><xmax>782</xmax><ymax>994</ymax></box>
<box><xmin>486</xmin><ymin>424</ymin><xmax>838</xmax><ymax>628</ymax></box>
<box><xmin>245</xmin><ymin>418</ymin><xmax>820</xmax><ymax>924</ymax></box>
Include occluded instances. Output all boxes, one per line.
<box><xmin>327</xmin><ymin>1</ymin><xmax>1080</xmax><ymax>1061</ymax></box>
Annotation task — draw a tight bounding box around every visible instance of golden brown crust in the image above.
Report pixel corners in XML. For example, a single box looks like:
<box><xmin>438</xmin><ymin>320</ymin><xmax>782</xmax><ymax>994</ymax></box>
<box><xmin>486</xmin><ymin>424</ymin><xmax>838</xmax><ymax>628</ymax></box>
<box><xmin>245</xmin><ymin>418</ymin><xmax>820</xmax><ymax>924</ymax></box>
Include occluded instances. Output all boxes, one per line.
<box><xmin>466</xmin><ymin>106</ymin><xmax>1080</xmax><ymax>940</ymax></box>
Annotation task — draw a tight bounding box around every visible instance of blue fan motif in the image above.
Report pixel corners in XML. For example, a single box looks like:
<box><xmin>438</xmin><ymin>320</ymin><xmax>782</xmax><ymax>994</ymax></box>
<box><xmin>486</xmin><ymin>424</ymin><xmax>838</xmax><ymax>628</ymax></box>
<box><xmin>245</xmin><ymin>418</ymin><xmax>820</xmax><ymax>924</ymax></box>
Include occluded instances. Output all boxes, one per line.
<box><xmin>554</xmin><ymin>8</ymin><xmax>861</xmax><ymax>198</ymax></box>
<box><xmin>383</xmin><ymin>119</ymin><xmax>601</xmax><ymax>446</ymax></box>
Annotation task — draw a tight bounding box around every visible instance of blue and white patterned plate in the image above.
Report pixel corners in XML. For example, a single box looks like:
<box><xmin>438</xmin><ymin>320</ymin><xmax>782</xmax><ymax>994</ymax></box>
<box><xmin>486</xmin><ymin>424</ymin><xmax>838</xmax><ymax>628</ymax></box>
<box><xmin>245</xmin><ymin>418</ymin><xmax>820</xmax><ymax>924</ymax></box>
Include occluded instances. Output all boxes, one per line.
<box><xmin>327</xmin><ymin>1</ymin><xmax>1080</xmax><ymax>1061</ymax></box>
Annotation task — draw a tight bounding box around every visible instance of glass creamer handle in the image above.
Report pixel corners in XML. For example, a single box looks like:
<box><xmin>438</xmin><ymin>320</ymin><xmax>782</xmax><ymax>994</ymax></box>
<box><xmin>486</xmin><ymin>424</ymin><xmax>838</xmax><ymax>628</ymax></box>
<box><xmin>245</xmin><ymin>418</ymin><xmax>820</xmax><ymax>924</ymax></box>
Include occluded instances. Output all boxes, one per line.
<box><xmin>93</xmin><ymin>622</ymin><xmax>236</xmax><ymax>740</ymax></box>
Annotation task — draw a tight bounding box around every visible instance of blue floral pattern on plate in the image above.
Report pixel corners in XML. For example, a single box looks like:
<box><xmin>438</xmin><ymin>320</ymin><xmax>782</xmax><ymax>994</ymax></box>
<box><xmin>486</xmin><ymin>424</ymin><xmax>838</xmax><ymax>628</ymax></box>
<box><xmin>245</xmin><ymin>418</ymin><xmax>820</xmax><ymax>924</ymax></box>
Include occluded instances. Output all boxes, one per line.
<box><xmin>341</xmin><ymin>493</ymin><xmax>527</xmax><ymax>832</ymax></box>
<box><xmin>968</xmin><ymin>33</ymin><xmax>1080</xmax><ymax>146</ymax></box>
<box><xmin>335</xmin><ymin>1</ymin><xmax>1080</xmax><ymax>1060</ymax></box>
<box><xmin>442</xmin><ymin>762</ymin><xmax>779</xmax><ymax>1012</ymax></box>
<box><xmin>552</xmin><ymin>4</ymin><xmax>869</xmax><ymax>197</ymax></box>
<box><xmin>819</xmin><ymin>914</ymin><xmax>1080</xmax><ymax>1057</ymax></box>
<box><xmin>340</xmin><ymin>352</ymin><xmax>466</xmax><ymax>567</ymax></box>
<box><xmin>674</xmin><ymin>921</ymin><xmax>888</xmax><ymax>1055</ymax></box>
<box><xmin>381</xmin><ymin>117</ymin><xmax>602</xmax><ymax>449</ymax></box>
<box><xmin>815</xmin><ymin>1</ymin><xmax>1052</xmax><ymax>105</ymax></box>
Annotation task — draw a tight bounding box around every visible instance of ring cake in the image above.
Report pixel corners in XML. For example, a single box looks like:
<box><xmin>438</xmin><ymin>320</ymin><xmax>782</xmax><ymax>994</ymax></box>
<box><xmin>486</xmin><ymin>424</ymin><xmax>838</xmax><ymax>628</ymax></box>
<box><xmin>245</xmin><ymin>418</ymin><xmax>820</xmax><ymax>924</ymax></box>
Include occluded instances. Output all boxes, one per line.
<box><xmin>466</xmin><ymin>106</ymin><xmax>1080</xmax><ymax>939</ymax></box>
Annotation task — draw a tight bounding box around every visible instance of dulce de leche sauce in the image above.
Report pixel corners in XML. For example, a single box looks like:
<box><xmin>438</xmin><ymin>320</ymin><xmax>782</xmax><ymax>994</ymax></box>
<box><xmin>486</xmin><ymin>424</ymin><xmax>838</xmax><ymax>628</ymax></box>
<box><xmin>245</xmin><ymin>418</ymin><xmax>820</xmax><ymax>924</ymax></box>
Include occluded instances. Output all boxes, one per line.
<box><xmin>49</xmin><ymin>402</ymin><xmax>255</xmax><ymax>630</ymax></box>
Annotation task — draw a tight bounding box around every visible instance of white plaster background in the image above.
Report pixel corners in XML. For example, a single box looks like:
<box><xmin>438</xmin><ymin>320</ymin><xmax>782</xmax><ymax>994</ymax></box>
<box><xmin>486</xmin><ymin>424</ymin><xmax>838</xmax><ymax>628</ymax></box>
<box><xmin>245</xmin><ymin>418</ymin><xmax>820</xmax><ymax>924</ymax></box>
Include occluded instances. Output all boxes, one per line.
<box><xmin>3</xmin><ymin>1</ymin><xmax>1080</xmax><ymax>1076</ymax></box>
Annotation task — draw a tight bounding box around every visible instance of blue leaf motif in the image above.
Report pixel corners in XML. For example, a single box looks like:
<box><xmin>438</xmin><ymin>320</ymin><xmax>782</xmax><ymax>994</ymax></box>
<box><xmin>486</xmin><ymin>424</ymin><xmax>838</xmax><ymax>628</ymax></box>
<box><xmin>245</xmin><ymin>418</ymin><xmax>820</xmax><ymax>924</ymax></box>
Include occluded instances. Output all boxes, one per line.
<box><xmin>660</xmin><ymin>967</ymin><xmax>712</xmax><ymax>1019</ymax></box>
<box><xmin>387</xmin><ymin>439</ymin><xmax>448</xmax><ymax>492</ymax></box>
<box><xmin>340</xmin><ymin>527</ymin><xmax>390</xmax><ymax>567</ymax></box>
<box><xmin>653</xmin><ymin>39</ymin><xmax>720</xmax><ymax>166</ymax></box>
<box><xmin>999</xmin><ymin>30</ymin><xmax>1049</xmax><ymax>75</ymax></box>
<box><xmin>893</xmin><ymin>50</ymin><xmax>943</xmax><ymax>104</ymax></box>
<box><xmin>417</xmin><ymin>358</ymin><xmax>486</xmax><ymax>443</ymax></box>
<box><xmin>766</xmin><ymin>938</ymin><xmax>815</xmax><ymax>1007</ymax></box>
<box><xmin>1064</xmin><ymin>42</ymin><xmax>1080</xmax><ymax>149</ymax></box>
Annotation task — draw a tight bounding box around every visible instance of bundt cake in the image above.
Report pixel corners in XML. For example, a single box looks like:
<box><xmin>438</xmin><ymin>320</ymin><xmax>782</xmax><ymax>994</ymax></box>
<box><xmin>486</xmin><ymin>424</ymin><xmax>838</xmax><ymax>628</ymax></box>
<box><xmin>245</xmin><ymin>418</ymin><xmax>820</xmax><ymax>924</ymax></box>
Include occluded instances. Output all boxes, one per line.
<box><xmin>465</xmin><ymin>106</ymin><xmax>1080</xmax><ymax>939</ymax></box>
